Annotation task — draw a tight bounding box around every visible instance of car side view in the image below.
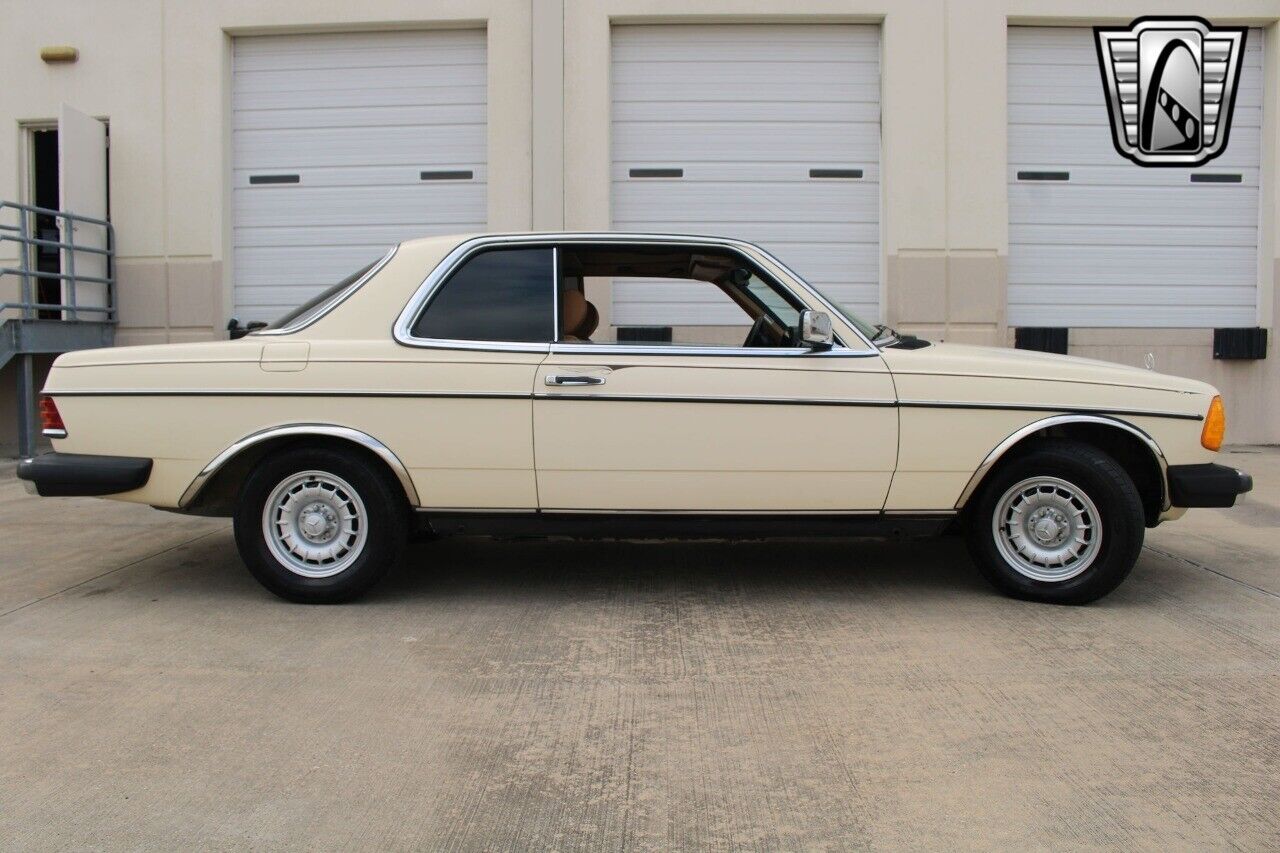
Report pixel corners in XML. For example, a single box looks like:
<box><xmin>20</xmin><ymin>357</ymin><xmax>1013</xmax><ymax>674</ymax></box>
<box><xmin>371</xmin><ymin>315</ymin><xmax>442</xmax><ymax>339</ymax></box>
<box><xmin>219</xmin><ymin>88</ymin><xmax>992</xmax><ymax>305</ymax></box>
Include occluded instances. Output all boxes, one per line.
<box><xmin>18</xmin><ymin>233</ymin><xmax>1252</xmax><ymax>604</ymax></box>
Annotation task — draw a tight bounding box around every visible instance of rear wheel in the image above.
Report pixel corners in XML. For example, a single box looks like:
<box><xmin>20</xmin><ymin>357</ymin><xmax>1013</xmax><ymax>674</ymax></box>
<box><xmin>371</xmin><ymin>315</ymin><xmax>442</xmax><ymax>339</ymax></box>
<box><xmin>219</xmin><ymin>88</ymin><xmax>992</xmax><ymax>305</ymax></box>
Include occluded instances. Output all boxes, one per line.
<box><xmin>234</xmin><ymin>446</ymin><xmax>407</xmax><ymax>603</ymax></box>
<box><xmin>965</xmin><ymin>439</ymin><xmax>1145</xmax><ymax>604</ymax></box>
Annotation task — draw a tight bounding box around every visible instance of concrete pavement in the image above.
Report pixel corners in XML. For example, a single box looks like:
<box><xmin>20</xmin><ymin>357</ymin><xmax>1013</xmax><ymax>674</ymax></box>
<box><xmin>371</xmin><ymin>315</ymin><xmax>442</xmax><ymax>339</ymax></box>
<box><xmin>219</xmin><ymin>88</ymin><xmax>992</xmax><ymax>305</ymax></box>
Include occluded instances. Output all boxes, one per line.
<box><xmin>1</xmin><ymin>449</ymin><xmax>1277</xmax><ymax>849</ymax></box>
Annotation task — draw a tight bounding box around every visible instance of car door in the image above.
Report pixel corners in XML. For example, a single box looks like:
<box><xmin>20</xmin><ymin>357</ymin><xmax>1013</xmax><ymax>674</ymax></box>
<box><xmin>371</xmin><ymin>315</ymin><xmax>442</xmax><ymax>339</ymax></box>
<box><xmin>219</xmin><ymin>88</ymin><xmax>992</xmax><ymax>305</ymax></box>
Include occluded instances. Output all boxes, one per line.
<box><xmin>532</xmin><ymin>239</ymin><xmax>898</xmax><ymax>512</ymax></box>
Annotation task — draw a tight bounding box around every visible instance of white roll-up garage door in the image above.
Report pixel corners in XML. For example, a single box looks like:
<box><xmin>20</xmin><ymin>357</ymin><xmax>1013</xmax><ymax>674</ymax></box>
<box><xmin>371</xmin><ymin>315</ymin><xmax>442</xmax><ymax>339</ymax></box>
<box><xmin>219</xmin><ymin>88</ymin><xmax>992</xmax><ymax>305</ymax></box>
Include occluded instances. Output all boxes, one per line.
<box><xmin>611</xmin><ymin>24</ymin><xmax>881</xmax><ymax>326</ymax></box>
<box><xmin>1008</xmin><ymin>26</ymin><xmax>1264</xmax><ymax>327</ymax></box>
<box><xmin>231</xmin><ymin>30</ymin><xmax>487</xmax><ymax>322</ymax></box>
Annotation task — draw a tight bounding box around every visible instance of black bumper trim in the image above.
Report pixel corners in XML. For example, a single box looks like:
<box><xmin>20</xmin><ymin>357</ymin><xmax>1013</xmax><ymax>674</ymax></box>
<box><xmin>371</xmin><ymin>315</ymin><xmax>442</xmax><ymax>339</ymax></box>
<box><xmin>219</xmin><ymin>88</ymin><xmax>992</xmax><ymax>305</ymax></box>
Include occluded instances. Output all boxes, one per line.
<box><xmin>1167</xmin><ymin>463</ymin><xmax>1253</xmax><ymax>508</ymax></box>
<box><xmin>17</xmin><ymin>452</ymin><xmax>153</xmax><ymax>497</ymax></box>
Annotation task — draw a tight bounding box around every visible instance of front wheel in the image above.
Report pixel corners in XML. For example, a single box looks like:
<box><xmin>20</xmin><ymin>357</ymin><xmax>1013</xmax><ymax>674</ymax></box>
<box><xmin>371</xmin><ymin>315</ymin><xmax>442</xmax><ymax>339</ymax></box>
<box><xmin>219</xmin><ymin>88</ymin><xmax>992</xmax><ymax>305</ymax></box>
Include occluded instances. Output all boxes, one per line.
<box><xmin>965</xmin><ymin>439</ymin><xmax>1145</xmax><ymax>604</ymax></box>
<box><xmin>234</xmin><ymin>446</ymin><xmax>408</xmax><ymax>603</ymax></box>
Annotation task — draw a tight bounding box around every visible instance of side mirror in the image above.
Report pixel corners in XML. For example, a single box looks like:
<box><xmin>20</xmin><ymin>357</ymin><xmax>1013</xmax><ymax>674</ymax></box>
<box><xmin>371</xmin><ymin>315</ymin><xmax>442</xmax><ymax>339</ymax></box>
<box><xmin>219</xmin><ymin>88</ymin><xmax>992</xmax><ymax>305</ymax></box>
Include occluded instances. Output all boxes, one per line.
<box><xmin>799</xmin><ymin>310</ymin><xmax>833</xmax><ymax>350</ymax></box>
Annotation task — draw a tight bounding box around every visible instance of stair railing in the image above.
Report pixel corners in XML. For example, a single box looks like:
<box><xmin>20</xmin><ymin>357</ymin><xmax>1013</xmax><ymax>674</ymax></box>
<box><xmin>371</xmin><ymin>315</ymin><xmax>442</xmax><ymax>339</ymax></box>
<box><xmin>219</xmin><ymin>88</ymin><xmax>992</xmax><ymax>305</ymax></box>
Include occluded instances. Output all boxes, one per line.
<box><xmin>0</xmin><ymin>200</ymin><xmax>116</xmax><ymax>322</ymax></box>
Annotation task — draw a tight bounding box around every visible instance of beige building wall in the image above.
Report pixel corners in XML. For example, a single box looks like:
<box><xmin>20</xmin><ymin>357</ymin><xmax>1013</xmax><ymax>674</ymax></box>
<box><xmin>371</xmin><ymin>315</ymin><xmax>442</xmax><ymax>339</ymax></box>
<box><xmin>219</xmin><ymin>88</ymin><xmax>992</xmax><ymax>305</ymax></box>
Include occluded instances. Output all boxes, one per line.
<box><xmin>1</xmin><ymin>0</ymin><xmax>1278</xmax><ymax>448</ymax></box>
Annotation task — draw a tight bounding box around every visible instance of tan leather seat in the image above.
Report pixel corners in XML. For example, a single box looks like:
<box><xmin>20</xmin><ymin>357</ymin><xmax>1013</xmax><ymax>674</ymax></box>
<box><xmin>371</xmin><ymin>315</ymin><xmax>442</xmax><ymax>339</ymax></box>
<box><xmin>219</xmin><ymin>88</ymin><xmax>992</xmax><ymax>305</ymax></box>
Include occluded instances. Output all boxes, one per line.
<box><xmin>561</xmin><ymin>289</ymin><xmax>599</xmax><ymax>341</ymax></box>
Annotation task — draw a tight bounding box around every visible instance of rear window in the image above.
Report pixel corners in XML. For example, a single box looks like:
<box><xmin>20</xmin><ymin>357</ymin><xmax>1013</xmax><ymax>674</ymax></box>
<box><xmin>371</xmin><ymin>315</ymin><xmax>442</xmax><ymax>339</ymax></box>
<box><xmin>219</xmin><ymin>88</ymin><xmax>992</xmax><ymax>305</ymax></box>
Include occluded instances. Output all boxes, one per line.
<box><xmin>262</xmin><ymin>257</ymin><xmax>381</xmax><ymax>332</ymax></box>
<box><xmin>409</xmin><ymin>247</ymin><xmax>554</xmax><ymax>343</ymax></box>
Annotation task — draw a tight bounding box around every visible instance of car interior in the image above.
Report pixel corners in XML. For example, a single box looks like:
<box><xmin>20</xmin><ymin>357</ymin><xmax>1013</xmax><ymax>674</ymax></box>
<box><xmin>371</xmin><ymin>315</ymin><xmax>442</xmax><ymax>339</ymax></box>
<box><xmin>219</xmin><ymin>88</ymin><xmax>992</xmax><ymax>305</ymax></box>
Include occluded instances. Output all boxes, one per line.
<box><xmin>555</xmin><ymin>245</ymin><xmax>806</xmax><ymax>347</ymax></box>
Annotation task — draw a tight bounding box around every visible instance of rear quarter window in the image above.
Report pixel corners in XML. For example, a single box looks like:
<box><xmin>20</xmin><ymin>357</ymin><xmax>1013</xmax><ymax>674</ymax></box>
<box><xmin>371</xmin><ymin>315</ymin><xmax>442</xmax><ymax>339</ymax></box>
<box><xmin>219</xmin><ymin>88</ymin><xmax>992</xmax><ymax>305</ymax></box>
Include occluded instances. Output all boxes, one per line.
<box><xmin>410</xmin><ymin>247</ymin><xmax>554</xmax><ymax>343</ymax></box>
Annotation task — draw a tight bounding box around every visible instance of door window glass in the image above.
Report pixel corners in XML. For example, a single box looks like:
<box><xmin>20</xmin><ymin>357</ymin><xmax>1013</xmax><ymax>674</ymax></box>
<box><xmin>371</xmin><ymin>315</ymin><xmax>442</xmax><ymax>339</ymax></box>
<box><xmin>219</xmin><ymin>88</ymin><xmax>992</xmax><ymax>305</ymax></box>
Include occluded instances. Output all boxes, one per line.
<box><xmin>556</xmin><ymin>245</ymin><xmax>807</xmax><ymax>348</ymax></box>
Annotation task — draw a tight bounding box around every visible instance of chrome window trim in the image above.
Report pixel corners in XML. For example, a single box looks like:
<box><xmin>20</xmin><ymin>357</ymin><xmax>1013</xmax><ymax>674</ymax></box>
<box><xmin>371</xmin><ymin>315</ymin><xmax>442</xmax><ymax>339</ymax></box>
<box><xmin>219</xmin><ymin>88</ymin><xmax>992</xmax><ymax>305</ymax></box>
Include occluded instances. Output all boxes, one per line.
<box><xmin>392</xmin><ymin>233</ymin><xmax>881</xmax><ymax>356</ymax></box>
<box><xmin>954</xmin><ymin>414</ymin><xmax>1171</xmax><ymax>511</ymax></box>
<box><xmin>179</xmin><ymin>423</ymin><xmax>420</xmax><ymax>509</ymax></box>
<box><xmin>254</xmin><ymin>244</ymin><xmax>399</xmax><ymax>337</ymax></box>
<box><xmin>551</xmin><ymin>246</ymin><xmax>560</xmax><ymax>343</ymax></box>
<box><xmin>548</xmin><ymin>342</ymin><xmax>861</xmax><ymax>358</ymax></box>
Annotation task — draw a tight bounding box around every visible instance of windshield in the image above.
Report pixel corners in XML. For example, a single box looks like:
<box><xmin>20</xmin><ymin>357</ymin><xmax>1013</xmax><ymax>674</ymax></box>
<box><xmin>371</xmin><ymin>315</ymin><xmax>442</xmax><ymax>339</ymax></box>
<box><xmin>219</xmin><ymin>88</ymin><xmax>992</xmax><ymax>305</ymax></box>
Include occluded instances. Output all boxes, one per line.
<box><xmin>806</xmin><ymin>284</ymin><xmax>883</xmax><ymax>343</ymax></box>
<box><xmin>260</xmin><ymin>256</ymin><xmax>382</xmax><ymax>332</ymax></box>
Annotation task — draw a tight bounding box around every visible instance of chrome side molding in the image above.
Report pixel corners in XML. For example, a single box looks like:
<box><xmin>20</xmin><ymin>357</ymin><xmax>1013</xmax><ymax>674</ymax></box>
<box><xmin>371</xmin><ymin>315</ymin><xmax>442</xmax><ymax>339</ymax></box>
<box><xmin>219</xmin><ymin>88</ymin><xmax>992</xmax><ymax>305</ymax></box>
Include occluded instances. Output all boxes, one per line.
<box><xmin>179</xmin><ymin>423</ymin><xmax>420</xmax><ymax>508</ymax></box>
<box><xmin>954</xmin><ymin>414</ymin><xmax>1170</xmax><ymax>510</ymax></box>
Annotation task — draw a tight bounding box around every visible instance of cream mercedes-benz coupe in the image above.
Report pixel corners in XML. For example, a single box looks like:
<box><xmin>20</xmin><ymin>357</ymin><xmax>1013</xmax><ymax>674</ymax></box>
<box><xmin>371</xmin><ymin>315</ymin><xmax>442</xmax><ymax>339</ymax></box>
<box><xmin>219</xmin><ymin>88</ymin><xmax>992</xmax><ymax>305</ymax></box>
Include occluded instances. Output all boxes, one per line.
<box><xmin>20</xmin><ymin>233</ymin><xmax>1251</xmax><ymax>604</ymax></box>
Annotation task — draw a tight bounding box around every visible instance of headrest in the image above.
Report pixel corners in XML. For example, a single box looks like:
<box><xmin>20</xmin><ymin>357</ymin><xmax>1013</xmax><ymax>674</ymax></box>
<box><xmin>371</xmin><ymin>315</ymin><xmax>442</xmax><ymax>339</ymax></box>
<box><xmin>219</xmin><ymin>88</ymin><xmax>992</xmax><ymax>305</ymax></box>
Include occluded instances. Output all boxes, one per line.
<box><xmin>562</xmin><ymin>289</ymin><xmax>588</xmax><ymax>337</ymax></box>
<box><xmin>578</xmin><ymin>301</ymin><xmax>599</xmax><ymax>339</ymax></box>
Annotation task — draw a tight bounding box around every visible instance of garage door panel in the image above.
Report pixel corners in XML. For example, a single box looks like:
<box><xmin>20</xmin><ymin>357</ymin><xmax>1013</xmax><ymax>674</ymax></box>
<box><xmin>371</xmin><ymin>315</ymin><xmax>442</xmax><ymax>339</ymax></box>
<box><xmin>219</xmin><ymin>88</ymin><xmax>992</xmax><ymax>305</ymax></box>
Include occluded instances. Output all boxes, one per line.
<box><xmin>1010</xmin><ymin>185</ymin><xmax>1260</xmax><ymax>227</ymax></box>
<box><xmin>612</xmin><ymin>25</ymin><xmax>879</xmax><ymax>55</ymax></box>
<box><xmin>612</xmin><ymin>24</ymin><xmax>881</xmax><ymax>326</ymax></box>
<box><xmin>1007</xmin><ymin>26</ymin><xmax>1263</xmax><ymax>328</ymax></box>
<box><xmin>231</xmin><ymin>29</ymin><xmax>487</xmax><ymax>321</ymax></box>
<box><xmin>1011</xmin><ymin>104</ymin><xmax>1263</xmax><ymax>131</ymax></box>
<box><xmin>1007</xmin><ymin>165</ymin><xmax>1260</xmax><ymax>188</ymax></box>
<box><xmin>616</xmin><ymin>80</ymin><xmax>880</xmax><ymax>104</ymax></box>
<box><xmin>233</xmin><ymin>125</ymin><xmax>486</xmax><ymax>169</ymax></box>
<box><xmin>615</xmin><ymin>59</ymin><xmax>877</xmax><ymax>90</ymax></box>
<box><xmin>1008</xmin><ymin>27</ymin><xmax>1264</xmax><ymax>108</ymax></box>
<box><xmin>234</xmin><ymin>85</ymin><xmax>486</xmax><ymax>112</ymax></box>
<box><xmin>1009</xmin><ymin>245</ymin><xmax>1258</xmax><ymax>285</ymax></box>
<box><xmin>234</xmin><ymin>29</ymin><xmax>484</xmax><ymax>55</ymax></box>
<box><xmin>1008</xmin><ymin>293</ymin><xmax>1256</xmax><ymax>327</ymax></box>
<box><xmin>235</xmin><ymin>44</ymin><xmax>485</xmax><ymax>73</ymax></box>
<box><xmin>611</xmin><ymin>163</ymin><xmax>880</xmax><ymax>183</ymax></box>
<box><xmin>614</xmin><ymin>123</ymin><xmax>878</xmax><ymax>163</ymax></box>
<box><xmin>1010</xmin><ymin>76</ymin><xmax>1264</xmax><ymax>108</ymax></box>
<box><xmin>1008</xmin><ymin>125</ymin><xmax>1261</xmax><ymax>165</ymax></box>
<box><xmin>234</xmin><ymin>61</ymin><xmax>485</xmax><ymax>94</ymax></box>
<box><xmin>613</xmin><ymin>100</ymin><xmax>881</xmax><ymax>124</ymax></box>
<box><xmin>1012</xmin><ymin>223</ymin><xmax>1258</xmax><ymax>248</ymax></box>
<box><xmin>234</xmin><ymin>185</ymin><xmax>484</xmax><ymax>228</ymax></box>
<box><xmin>234</xmin><ymin>223</ymin><xmax>461</xmax><ymax>250</ymax></box>
<box><xmin>617</xmin><ymin>222</ymin><xmax>880</xmax><ymax>248</ymax></box>
<box><xmin>614</xmin><ymin>182</ymin><xmax>879</xmax><ymax>224</ymax></box>
<box><xmin>1010</xmin><ymin>284</ymin><xmax>1256</xmax><ymax>306</ymax></box>
<box><xmin>234</xmin><ymin>164</ymin><xmax>486</xmax><ymax>190</ymax></box>
<box><xmin>234</xmin><ymin>103</ymin><xmax>486</xmax><ymax>132</ymax></box>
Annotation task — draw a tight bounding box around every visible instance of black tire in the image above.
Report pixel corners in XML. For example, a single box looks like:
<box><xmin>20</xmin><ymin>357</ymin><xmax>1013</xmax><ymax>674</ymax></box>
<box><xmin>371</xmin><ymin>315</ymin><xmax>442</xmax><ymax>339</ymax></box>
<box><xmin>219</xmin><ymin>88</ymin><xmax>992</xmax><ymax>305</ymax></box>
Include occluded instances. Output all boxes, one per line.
<box><xmin>234</xmin><ymin>445</ymin><xmax>408</xmax><ymax>603</ymax></box>
<box><xmin>964</xmin><ymin>439</ymin><xmax>1145</xmax><ymax>605</ymax></box>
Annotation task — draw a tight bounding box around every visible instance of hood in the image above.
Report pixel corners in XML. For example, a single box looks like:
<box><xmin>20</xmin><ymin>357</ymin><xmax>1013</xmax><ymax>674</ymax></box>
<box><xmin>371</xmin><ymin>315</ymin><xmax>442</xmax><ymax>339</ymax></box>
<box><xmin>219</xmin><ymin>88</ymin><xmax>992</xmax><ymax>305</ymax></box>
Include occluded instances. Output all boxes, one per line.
<box><xmin>880</xmin><ymin>341</ymin><xmax>1216</xmax><ymax>395</ymax></box>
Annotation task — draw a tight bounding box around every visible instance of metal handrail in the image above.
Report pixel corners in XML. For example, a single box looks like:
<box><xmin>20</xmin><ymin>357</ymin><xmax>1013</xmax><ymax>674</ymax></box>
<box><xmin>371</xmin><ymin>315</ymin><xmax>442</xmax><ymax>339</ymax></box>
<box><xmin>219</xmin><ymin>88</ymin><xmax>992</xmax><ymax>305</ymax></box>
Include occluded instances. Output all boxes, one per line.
<box><xmin>0</xmin><ymin>199</ymin><xmax>116</xmax><ymax>323</ymax></box>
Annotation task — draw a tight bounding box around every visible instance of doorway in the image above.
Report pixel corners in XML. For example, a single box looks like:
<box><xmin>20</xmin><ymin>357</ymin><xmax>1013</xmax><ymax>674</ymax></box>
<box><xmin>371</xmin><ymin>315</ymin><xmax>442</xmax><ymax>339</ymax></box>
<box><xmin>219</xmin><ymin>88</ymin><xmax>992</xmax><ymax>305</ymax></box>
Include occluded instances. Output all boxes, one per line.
<box><xmin>27</xmin><ymin>128</ymin><xmax>60</xmax><ymax>318</ymax></box>
<box><xmin>23</xmin><ymin>116</ymin><xmax>111</xmax><ymax>320</ymax></box>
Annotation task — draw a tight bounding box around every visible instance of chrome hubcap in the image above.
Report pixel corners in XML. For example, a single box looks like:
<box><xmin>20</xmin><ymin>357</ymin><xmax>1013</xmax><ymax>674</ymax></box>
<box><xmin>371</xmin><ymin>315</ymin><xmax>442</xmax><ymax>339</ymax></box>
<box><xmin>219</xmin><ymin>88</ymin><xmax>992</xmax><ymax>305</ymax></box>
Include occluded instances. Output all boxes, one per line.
<box><xmin>993</xmin><ymin>476</ymin><xmax>1102</xmax><ymax>582</ymax></box>
<box><xmin>262</xmin><ymin>470</ymin><xmax>367</xmax><ymax>578</ymax></box>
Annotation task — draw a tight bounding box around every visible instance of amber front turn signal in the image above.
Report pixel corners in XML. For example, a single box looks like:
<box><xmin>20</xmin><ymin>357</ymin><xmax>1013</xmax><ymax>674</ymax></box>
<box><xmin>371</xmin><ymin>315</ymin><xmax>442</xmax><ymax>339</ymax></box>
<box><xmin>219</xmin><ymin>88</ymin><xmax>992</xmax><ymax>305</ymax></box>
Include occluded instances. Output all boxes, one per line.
<box><xmin>1201</xmin><ymin>395</ymin><xmax>1226</xmax><ymax>451</ymax></box>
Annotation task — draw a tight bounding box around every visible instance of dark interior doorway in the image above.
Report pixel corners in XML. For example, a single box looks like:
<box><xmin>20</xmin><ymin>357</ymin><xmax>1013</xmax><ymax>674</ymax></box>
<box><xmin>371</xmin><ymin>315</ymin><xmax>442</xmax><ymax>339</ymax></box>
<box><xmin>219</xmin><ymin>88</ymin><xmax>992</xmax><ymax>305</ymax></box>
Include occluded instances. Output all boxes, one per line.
<box><xmin>30</xmin><ymin>129</ymin><xmax>60</xmax><ymax>319</ymax></box>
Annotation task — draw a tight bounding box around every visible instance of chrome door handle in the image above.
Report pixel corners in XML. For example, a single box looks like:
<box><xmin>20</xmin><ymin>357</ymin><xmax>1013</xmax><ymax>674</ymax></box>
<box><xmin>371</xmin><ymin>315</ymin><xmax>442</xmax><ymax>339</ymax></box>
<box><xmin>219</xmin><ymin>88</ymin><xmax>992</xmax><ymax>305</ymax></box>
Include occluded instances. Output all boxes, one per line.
<box><xmin>545</xmin><ymin>374</ymin><xmax>606</xmax><ymax>386</ymax></box>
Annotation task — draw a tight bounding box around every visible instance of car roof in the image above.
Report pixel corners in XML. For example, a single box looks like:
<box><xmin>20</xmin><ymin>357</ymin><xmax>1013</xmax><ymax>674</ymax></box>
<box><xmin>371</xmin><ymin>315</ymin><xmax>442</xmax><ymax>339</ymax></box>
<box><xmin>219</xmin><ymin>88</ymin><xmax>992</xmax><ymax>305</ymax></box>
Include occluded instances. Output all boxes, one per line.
<box><xmin>395</xmin><ymin>231</ymin><xmax>759</xmax><ymax>252</ymax></box>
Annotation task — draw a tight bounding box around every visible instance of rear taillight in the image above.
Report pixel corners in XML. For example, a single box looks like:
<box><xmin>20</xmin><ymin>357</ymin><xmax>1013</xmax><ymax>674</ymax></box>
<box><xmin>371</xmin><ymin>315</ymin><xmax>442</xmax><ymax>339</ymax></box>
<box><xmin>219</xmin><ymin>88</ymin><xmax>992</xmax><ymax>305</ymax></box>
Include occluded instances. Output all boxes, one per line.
<box><xmin>39</xmin><ymin>396</ymin><xmax>66</xmax><ymax>437</ymax></box>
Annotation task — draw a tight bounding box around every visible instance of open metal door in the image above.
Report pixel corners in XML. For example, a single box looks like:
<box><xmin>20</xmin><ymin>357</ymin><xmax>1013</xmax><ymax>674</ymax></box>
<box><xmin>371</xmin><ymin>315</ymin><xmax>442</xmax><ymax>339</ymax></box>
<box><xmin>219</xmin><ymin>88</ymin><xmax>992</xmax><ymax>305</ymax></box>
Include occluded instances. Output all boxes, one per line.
<box><xmin>57</xmin><ymin>104</ymin><xmax>109</xmax><ymax>319</ymax></box>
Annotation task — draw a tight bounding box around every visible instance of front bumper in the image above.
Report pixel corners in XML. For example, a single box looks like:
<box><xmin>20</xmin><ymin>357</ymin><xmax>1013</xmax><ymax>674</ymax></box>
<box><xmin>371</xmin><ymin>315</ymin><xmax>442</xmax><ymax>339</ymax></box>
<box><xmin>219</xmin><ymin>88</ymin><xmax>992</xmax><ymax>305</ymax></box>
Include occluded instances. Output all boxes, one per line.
<box><xmin>1167</xmin><ymin>463</ymin><xmax>1253</xmax><ymax>508</ymax></box>
<box><xmin>17</xmin><ymin>452</ymin><xmax>153</xmax><ymax>497</ymax></box>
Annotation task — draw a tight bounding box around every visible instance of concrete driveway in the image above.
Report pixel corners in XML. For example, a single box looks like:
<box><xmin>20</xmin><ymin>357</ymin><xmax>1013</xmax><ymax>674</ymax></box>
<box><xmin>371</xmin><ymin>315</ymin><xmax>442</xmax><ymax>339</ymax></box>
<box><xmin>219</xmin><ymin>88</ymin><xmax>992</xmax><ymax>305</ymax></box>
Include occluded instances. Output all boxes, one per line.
<box><xmin>2</xmin><ymin>448</ymin><xmax>1277</xmax><ymax>850</ymax></box>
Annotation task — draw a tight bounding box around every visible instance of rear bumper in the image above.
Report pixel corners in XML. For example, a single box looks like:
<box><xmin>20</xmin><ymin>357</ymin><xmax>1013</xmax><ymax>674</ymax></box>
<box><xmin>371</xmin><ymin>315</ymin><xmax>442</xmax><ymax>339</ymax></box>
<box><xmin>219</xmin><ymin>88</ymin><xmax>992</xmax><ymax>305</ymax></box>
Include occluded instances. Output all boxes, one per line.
<box><xmin>1167</xmin><ymin>463</ymin><xmax>1253</xmax><ymax>508</ymax></box>
<box><xmin>17</xmin><ymin>452</ymin><xmax>153</xmax><ymax>497</ymax></box>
